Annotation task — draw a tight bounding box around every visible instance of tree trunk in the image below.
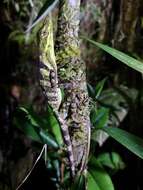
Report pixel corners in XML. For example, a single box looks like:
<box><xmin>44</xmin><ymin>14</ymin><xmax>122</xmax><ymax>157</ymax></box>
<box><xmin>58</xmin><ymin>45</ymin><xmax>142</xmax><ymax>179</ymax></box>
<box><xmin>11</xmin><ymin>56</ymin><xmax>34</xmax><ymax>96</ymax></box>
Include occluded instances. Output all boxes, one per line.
<box><xmin>81</xmin><ymin>0</ymin><xmax>113</xmax><ymax>83</ymax></box>
<box><xmin>113</xmin><ymin>0</ymin><xmax>141</xmax><ymax>52</ymax></box>
<box><xmin>55</xmin><ymin>0</ymin><xmax>90</xmax><ymax>174</ymax></box>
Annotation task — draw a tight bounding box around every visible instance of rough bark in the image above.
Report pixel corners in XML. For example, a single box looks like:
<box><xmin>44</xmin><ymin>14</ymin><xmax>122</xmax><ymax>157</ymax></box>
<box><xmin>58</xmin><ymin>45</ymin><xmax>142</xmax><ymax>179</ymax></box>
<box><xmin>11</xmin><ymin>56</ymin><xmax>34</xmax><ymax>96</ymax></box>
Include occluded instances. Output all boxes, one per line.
<box><xmin>81</xmin><ymin>0</ymin><xmax>113</xmax><ymax>83</ymax></box>
<box><xmin>113</xmin><ymin>0</ymin><xmax>140</xmax><ymax>52</ymax></box>
<box><xmin>55</xmin><ymin>0</ymin><xmax>90</xmax><ymax>174</ymax></box>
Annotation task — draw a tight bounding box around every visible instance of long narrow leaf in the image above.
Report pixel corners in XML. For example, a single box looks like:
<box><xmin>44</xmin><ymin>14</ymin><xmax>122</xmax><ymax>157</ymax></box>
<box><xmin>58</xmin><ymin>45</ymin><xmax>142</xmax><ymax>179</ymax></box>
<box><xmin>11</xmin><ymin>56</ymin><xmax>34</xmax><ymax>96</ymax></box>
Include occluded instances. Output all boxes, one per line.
<box><xmin>88</xmin><ymin>157</ymin><xmax>115</xmax><ymax>190</ymax></box>
<box><xmin>87</xmin><ymin>172</ymin><xmax>101</xmax><ymax>190</ymax></box>
<box><xmin>102</xmin><ymin>127</ymin><xmax>143</xmax><ymax>159</ymax></box>
<box><xmin>40</xmin><ymin>130</ymin><xmax>58</xmax><ymax>148</ymax></box>
<box><xmin>26</xmin><ymin>0</ymin><xmax>59</xmax><ymax>32</ymax></box>
<box><xmin>95</xmin><ymin>78</ymin><xmax>107</xmax><ymax>99</ymax></box>
<box><xmin>84</xmin><ymin>38</ymin><xmax>143</xmax><ymax>74</ymax></box>
<box><xmin>14</xmin><ymin>108</ymin><xmax>42</xmax><ymax>143</ymax></box>
<box><xmin>71</xmin><ymin>174</ymin><xmax>85</xmax><ymax>190</ymax></box>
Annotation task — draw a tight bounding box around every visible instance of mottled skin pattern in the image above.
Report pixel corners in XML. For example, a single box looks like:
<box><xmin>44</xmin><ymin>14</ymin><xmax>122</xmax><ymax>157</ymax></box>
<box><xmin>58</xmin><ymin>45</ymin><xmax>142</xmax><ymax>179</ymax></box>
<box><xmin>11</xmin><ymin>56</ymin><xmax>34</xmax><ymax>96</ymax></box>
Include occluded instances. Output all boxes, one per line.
<box><xmin>55</xmin><ymin>0</ymin><xmax>91</xmax><ymax>174</ymax></box>
<box><xmin>39</xmin><ymin>0</ymin><xmax>91</xmax><ymax>178</ymax></box>
<box><xmin>39</xmin><ymin>15</ymin><xmax>75</xmax><ymax>177</ymax></box>
<box><xmin>39</xmin><ymin>16</ymin><xmax>61</xmax><ymax>110</ymax></box>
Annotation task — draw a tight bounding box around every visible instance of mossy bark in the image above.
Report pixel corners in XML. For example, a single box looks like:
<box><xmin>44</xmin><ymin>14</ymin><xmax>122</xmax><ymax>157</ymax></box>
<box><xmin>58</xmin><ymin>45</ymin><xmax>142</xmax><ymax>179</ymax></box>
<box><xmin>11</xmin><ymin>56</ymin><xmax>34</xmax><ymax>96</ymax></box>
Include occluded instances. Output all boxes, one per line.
<box><xmin>55</xmin><ymin>0</ymin><xmax>90</xmax><ymax>173</ymax></box>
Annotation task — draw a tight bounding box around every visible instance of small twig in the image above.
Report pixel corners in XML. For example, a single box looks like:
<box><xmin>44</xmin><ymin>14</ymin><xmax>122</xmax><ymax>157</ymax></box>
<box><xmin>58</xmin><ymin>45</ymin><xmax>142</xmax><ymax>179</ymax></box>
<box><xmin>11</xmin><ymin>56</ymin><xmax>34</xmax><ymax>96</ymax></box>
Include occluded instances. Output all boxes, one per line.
<box><xmin>60</xmin><ymin>159</ymin><xmax>65</xmax><ymax>183</ymax></box>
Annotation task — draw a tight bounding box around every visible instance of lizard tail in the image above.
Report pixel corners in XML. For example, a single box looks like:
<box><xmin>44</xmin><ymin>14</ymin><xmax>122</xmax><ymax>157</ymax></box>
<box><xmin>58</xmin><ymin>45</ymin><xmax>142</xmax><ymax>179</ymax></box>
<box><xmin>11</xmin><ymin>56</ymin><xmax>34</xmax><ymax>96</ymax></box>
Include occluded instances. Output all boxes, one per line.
<box><xmin>54</xmin><ymin>111</ymin><xmax>75</xmax><ymax>178</ymax></box>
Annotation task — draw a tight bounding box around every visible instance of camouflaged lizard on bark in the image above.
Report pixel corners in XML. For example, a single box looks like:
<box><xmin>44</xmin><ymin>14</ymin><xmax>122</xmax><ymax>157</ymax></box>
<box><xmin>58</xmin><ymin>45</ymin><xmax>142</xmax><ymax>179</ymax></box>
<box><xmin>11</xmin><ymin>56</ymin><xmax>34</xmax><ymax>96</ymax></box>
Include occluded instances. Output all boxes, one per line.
<box><xmin>38</xmin><ymin>14</ymin><xmax>76</xmax><ymax>177</ymax></box>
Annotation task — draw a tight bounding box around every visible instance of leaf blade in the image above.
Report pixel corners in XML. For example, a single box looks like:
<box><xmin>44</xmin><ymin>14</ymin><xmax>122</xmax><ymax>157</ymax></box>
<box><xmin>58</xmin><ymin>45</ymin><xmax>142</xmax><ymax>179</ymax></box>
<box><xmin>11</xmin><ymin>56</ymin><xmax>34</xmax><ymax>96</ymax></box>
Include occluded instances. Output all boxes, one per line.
<box><xmin>97</xmin><ymin>152</ymin><xmax>125</xmax><ymax>170</ymax></box>
<box><xmin>84</xmin><ymin>38</ymin><xmax>143</xmax><ymax>74</ymax></box>
<box><xmin>26</xmin><ymin>0</ymin><xmax>59</xmax><ymax>32</ymax></box>
<box><xmin>39</xmin><ymin>130</ymin><xmax>59</xmax><ymax>148</ymax></box>
<box><xmin>102</xmin><ymin>127</ymin><xmax>143</xmax><ymax>159</ymax></box>
<box><xmin>87</xmin><ymin>172</ymin><xmax>101</xmax><ymax>190</ymax></box>
<box><xmin>88</xmin><ymin>157</ymin><xmax>115</xmax><ymax>190</ymax></box>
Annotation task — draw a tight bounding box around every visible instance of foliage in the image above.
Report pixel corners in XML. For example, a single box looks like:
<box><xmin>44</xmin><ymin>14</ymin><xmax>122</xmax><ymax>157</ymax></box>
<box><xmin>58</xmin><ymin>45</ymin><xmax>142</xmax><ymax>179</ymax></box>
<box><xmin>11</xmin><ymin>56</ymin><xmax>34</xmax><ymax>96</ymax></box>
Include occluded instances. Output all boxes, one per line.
<box><xmin>84</xmin><ymin>38</ymin><xmax>143</xmax><ymax>74</ymax></box>
<box><xmin>102</xmin><ymin>127</ymin><xmax>143</xmax><ymax>159</ymax></box>
<box><xmin>88</xmin><ymin>157</ymin><xmax>114</xmax><ymax>190</ymax></box>
<box><xmin>86</xmin><ymin>37</ymin><xmax>143</xmax><ymax>158</ymax></box>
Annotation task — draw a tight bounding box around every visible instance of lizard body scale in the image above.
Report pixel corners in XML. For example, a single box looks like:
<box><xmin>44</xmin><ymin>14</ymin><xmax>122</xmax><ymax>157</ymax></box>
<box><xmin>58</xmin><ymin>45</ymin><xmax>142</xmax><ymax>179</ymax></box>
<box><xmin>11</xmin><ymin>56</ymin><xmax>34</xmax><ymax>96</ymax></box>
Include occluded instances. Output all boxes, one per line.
<box><xmin>38</xmin><ymin>15</ymin><xmax>75</xmax><ymax>177</ymax></box>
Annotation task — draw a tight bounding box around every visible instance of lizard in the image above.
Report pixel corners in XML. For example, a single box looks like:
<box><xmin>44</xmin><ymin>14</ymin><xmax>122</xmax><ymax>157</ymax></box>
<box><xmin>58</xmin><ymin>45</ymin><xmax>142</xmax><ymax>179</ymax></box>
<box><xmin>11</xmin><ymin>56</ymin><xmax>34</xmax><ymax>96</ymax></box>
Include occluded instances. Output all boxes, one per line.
<box><xmin>38</xmin><ymin>14</ymin><xmax>75</xmax><ymax>177</ymax></box>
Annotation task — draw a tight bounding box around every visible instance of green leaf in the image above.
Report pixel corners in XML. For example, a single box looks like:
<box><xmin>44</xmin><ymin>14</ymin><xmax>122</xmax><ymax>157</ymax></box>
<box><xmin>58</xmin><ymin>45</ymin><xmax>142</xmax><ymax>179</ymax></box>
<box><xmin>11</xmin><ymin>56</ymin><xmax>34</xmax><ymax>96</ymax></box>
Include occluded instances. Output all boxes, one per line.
<box><xmin>8</xmin><ymin>30</ymin><xmax>25</xmax><ymax>44</ymax></box>
<box><xmin>88</xmin><ymin>157</ymin><xmax>115</xmax><ymax>190</ymax></box>
<box><xmin>97</xmin><ymin>152</ymin><xmax>125</xmax><ymax>170</ymax></box>
<box><xmin>14</xmin><ymin>107</ymin><xmax>58</xmax><ymax>148</ymax></box>
<box><xmin>71</xmin><ymin>174</ymin><xmax>85</xmax><ymax>190</ymax></box>
<box><xmin>87</xmin><ymin>83</ymin><xmax>96</xmax><ymax>99</ymax></box>
<box><xmin>27</xmin><ymin>107</ymin><xmax>49</xmax><ymax>130</ymax></box>
<box><xmin>91</xmin><ymin>107</ymin><xmax>109</xmax><ymax>128</ymax></box>
<box><xmin>26</xmin><ymin>0</ymin><xmax>59</xmax><ymax>32</ymax></box>
<box><xmin>19</xmin><ymin>106</ymin><xmax>63</xmax><ymax>146</ymax></box>
<box><xmin>19</xmin><ymin>107</ymin><xmax>40</xmax><ymax>127</ymax></box>
<box><xmin>14</xmin><ymin>110</ymin><xmax>42</xmax><ymax>143</ymax></box>
<box><xmin>46</xmin><ymin>106</ymin><xmax>63</xmax><ymax>146</ymax></box>
<box><xmin>102</xmin><ymin>127</ymin><xmax>143</xmax><ymax>159</ymax></box>
<box><xmin>95</xmin><ymin>78</ymin><xmax>107</xmax><ymax>99</ymax></box>
<box><xmin>52</xmin><ymin>160</ymin><xmax>60</xmax><ymax>180</ymax></box>
<box><xmin>14</xmin><ymin>107</ymin><xmax>42</xmax><ymax>143</ymax></box>
<box><xmin>91</xmin><ymin>107</ymin><xmax>109</xmax><ymax>145</ymax></box>
<box><xmin>87</xmin><ymin>172</ymin><xmax>101</xmax><ymax>190</ymax></box>
<box><xmin>99</xmin><ymin>88</ymin><xmax>126</xmax><ymax>110</ymax></box>
<box><xmin>84</xmin><ymin>38</ymin><xmax>143</xmax><ymax>74</ymax></box>
<box><xmin>87</xmin><ymin>78</ymin><xmax>107</xmax><ymax>100</ymax></box>
<box><xmin>40</xmin><ymin>130</ymin><xmax>58</xmax><ymax>148</ymax></box>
